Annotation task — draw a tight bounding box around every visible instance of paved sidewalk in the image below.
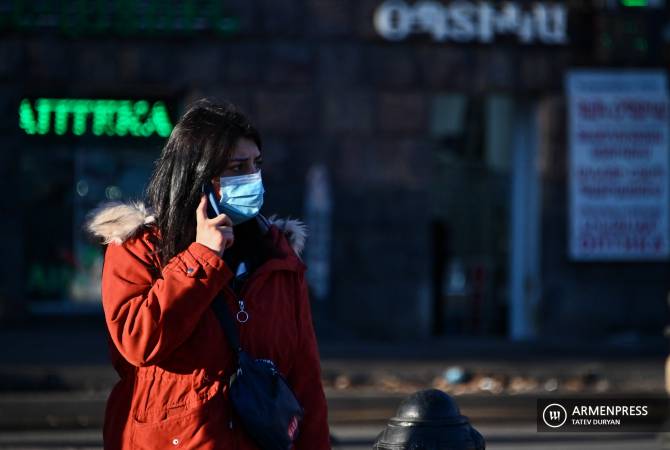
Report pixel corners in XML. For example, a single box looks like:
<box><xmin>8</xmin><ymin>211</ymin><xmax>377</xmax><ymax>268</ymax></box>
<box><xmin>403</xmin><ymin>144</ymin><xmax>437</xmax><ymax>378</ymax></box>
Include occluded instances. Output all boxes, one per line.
<box><xmin>0</xmin><ymin>319</ymin><xmax>666</xmax><ymax>430</ymax></box>
<box><xmin>0</xmin><ymin>423</ymin><xmax>663</xmax><ymax>450</ymax></box>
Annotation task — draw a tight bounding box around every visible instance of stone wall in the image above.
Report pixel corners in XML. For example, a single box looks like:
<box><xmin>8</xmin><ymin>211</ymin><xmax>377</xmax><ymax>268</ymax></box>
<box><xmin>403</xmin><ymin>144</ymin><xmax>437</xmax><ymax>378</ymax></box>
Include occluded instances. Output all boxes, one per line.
<box><xmin>0</xmin><ymin>0</ymin><xmax>666</xmax><ymax>340</ymax></box>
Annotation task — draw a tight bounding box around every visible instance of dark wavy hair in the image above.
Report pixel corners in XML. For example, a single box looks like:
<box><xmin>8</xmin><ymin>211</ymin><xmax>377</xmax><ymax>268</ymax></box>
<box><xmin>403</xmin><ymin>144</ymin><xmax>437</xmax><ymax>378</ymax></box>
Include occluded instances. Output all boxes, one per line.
<box><xmin>145</xmin><ymin>99</ymin><xmax>262</xmax><ymax>265</ymax></box>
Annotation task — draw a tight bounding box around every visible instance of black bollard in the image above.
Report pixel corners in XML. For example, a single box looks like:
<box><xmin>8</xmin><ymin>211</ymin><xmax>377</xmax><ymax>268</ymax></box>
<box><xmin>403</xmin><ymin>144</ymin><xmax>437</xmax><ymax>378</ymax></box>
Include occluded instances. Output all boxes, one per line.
<box><xmin>373</xmin><ymin>389</ymin><xmax>485</xmax><ymax>450</ymax></box>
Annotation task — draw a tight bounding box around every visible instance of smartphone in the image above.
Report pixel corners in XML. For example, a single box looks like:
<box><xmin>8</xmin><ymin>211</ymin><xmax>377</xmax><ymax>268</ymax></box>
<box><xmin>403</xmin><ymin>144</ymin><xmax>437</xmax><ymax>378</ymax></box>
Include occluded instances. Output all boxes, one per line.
<box><xmin>202</xmin><ymin>182</ymin><xmax>221</xmax><ymax>219</ymax></box>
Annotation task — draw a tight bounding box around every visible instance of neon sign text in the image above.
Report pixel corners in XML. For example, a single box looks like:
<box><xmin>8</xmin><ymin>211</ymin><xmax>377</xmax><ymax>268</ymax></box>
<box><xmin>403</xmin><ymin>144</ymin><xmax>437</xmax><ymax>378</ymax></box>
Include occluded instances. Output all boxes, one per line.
<box><xmin>19</xmin><ymin>98</ymin><xmax>173</xmax><ymax>138</ymax></box>
<box><xmin>2</xmin><ymin>0</ymin><xmax>239</xmax><ymax>37</ymax></box>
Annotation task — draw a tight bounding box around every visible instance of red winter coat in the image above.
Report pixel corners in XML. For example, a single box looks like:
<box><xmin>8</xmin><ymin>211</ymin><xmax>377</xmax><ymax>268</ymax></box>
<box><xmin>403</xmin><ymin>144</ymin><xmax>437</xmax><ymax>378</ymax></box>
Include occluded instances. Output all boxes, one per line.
<box><xmin>88</xmin><ymin>203</ymin><xmax>330</xmax><ymax>450</ymax></box>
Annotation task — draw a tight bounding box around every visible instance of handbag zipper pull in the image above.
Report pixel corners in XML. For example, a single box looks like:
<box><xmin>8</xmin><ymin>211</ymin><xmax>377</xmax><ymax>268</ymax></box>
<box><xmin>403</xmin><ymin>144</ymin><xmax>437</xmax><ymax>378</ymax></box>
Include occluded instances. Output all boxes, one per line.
<box><xmin>236</xmin><ymin>299</ymin><xmax>249</xmax><ymax>323</ymax></box>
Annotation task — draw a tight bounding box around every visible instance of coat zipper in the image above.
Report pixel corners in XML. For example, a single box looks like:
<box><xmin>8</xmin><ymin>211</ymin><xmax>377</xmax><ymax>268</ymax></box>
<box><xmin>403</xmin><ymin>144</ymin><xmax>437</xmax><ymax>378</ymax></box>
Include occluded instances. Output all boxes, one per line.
<box><xmin>220</xmin><ymin>265</ymin><xmax>266</xmax><ymax>438</ymax></box>
<box><xmin>221</xmin><ymin>261</ymin><xmax>269</xmax><ymax>323</ymax></box>
<box><xmin>236</xmin><ymin>299</ymin><xmax>249</xmax><ymax>323</ymax></box>
<box><xmin>218</xmin><ymin>257</ymin><xmax>289</xmax><ymax>450</ymax></box>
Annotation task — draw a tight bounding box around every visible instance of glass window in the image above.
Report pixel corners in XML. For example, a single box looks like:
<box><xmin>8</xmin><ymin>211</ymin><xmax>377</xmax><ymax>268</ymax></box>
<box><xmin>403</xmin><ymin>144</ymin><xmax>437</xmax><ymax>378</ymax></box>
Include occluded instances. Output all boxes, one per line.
<box><xmin>430</xmin><ymin>94</ymin><xmax>515</xmax><ymax>336</ymax></box>
<box><xmin>21</xmin><ymin>145</ymin><xmax>155</xmax><ymax>312</ymax></box>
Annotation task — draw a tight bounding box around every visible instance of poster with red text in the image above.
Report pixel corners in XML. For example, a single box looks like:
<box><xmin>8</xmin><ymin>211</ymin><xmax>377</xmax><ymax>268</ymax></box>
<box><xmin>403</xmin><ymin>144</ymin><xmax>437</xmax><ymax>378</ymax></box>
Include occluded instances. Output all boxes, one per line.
<box><xmin>567</xmin><ymin>71</ymin><xmax>669</xmax><ymax>261</ymax></box>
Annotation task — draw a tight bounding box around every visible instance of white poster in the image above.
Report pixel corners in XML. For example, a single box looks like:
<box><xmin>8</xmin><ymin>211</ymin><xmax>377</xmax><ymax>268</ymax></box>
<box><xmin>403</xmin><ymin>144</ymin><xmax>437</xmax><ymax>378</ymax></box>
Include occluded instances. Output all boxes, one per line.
<box><xmin>567</xmin><ymin>71</ymin><xmax>670</xmax><ymax>261</ymax></box>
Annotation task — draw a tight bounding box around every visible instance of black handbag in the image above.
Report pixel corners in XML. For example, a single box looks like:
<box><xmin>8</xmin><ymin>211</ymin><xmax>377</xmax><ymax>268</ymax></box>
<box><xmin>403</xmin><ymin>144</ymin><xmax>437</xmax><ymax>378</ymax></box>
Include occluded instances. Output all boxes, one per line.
<box><xmin>211</xmin><ymin>292</ymin><xmax>304</xmax><ymax>450</ymax></box>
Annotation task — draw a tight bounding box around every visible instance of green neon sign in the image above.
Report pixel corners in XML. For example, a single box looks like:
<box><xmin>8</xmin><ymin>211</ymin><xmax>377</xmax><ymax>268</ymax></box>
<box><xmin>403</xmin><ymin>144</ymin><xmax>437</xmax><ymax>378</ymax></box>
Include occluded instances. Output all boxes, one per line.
<box><xmin>19</xmin><ymin>99</ymin><xmax>173</xmax><ymax>138</ymax></box>
<box><xmin>2</xmin><ymin>0</ymin><xmax>239</xmax><ymax>37</ymax></box>
<box><xmin>621</xmin><ymin>0</ymin><xmax>648</xmax><ymax>6</ymax></box>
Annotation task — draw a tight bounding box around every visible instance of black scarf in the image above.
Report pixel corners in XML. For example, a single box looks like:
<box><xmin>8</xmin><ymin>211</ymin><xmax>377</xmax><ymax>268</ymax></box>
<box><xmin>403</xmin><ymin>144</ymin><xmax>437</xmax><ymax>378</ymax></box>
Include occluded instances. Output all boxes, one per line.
<box><xmin>222</xmin><ymin>216</ymin><xmax>285</xmax><ymax>293</ymax></box>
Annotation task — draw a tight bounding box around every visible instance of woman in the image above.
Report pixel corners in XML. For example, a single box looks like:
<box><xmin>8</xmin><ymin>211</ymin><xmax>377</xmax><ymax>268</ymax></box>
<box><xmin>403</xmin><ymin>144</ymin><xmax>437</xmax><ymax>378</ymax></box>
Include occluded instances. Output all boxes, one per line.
<box><xmin>87</xmin><ymin>99</ymin><xmax>330</xmax><ymax>449</ymax></box>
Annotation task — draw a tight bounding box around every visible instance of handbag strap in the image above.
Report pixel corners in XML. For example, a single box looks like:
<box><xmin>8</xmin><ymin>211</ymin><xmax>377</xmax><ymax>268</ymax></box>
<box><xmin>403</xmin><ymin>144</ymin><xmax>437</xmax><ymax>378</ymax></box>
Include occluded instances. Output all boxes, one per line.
<box><xmin>211</xmin><ymin>292</ymin><xmax>243</xmax><ymax>356</ymax></box>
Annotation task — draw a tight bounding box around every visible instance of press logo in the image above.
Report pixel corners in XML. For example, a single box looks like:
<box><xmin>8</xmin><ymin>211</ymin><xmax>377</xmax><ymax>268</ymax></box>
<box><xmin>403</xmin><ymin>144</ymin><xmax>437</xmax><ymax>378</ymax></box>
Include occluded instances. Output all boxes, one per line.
<box><xmin>542</xmin><ymin>403</ymin><xmax>568</xmax><ymax>428</ymax></box>
<box><xmin>538</xmin><ymin>398</ymin><xmax>670</xmax><ymax>432</ymax></box>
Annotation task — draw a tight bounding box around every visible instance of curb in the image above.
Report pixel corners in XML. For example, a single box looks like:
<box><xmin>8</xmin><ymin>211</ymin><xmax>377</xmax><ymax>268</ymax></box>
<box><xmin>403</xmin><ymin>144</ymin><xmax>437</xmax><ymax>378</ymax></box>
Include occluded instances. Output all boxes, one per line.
<box><xmin>2</xmin><ymin>390</ymin><xmax>666</xmax><ymax>430</ymax></box>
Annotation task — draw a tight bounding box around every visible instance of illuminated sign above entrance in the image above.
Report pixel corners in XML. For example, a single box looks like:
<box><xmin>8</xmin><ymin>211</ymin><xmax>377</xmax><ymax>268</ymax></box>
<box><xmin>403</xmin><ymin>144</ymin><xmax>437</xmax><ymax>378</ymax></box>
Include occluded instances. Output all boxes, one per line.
<box><xmin>2</xmin><ymin>0</ymin><xmax>239</xmax><ymax>37</ymax></box>
<box><xmin>374</xmin><ymin>0</ymin><xmax>568</xmax><ymax>45</ymax></box>
<box><xmin>620</xmin><ymin>0</ymin><xmax>664</xmax><ymax>6</ymax></box>
<box><xmin>19</xmin><ymin>99</ymin><xmax>173</xmax><ymax>138</ymax></box>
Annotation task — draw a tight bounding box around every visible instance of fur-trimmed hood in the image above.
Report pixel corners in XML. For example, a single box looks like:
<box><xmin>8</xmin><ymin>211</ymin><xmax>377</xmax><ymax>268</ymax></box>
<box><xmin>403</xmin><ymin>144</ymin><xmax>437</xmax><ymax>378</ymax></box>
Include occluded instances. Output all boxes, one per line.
<box><xmin>86</xmin><ymin>202</ymin><xmax>307</xmax><ymax>256</ymax></box>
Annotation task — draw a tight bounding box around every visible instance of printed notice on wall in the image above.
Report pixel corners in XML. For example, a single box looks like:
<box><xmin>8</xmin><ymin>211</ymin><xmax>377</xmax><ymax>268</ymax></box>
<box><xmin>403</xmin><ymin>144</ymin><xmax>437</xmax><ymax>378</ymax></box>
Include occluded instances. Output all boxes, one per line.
<box><xmin>567</xmin><ymin>71</ymin><xmax>670</xmax><ymax>261</ymax></box>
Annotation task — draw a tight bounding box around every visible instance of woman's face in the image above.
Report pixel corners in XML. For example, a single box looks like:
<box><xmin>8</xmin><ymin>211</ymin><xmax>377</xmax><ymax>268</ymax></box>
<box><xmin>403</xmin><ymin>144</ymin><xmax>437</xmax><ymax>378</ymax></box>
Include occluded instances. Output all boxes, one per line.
<box><xmin>213</xmin><ymin>138</ymin><xmax>263</xmax><ymax>190</ymax></box>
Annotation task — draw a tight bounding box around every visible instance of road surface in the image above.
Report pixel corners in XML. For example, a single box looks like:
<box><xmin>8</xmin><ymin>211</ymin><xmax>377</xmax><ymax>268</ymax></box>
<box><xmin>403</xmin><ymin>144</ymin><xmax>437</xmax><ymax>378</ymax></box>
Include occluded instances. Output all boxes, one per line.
<box><xmin>0</xmin><ymin>424</ymin><xmax>664</xmax><ymax>450</ymax></box>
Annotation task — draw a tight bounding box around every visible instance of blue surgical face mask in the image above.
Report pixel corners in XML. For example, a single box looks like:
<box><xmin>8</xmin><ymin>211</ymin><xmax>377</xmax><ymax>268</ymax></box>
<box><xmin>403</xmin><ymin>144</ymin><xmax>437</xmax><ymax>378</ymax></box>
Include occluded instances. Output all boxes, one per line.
<box><xmin>216</xmin><ymin>170</ymin><xmax>265</xmax><ymax>225</ymax></box>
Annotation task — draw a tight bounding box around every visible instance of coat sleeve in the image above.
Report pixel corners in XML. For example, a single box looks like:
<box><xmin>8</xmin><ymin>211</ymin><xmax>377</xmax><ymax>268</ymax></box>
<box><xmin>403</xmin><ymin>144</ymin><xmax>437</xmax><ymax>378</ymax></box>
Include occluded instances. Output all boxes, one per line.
<box><xmin>288</xmin><ymin>271</ymin><xmax>331</xmax><ymax>450</ymax></box>
<box><xmin>101</xmin><ymin>236</ymin><xmax>233</xmax><ymax>367</ymax></box>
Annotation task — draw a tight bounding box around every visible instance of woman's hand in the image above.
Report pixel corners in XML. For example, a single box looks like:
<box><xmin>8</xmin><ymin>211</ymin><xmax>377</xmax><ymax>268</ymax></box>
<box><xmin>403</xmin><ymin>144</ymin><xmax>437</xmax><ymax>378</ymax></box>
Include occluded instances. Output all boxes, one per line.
<box><xmin>195</xmin><ymin>195</ymin><xmax>234</xmax><ymax>256</ymax></box>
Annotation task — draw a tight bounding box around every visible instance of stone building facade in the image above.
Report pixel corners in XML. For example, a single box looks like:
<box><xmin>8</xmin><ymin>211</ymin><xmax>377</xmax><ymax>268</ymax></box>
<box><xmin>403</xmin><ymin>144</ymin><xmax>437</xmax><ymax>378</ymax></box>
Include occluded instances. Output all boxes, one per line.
<box><xmin>1</xmin><ymin>0</ymin><xmax>668</xmax><ymax>341</ymax></box>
